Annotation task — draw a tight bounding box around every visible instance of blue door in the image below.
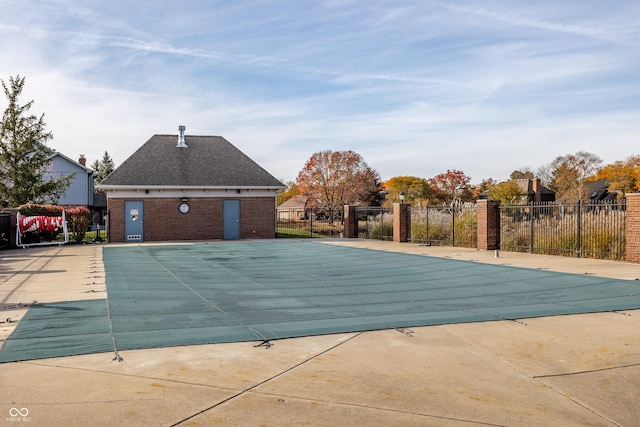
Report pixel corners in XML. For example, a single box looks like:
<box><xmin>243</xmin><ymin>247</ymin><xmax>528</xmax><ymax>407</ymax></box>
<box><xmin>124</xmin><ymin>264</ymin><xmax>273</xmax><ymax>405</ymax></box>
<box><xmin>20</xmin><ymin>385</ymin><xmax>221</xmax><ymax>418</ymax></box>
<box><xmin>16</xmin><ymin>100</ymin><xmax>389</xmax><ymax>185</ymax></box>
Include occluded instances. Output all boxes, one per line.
<box><xmin>223</xmin><ymin>200</ymin><xmax>241</xmax><ymax>240</ymax></box>
<box><xmin>124</xmin><ymin>201</ymin><xmax>144</xmax><ymax>242</ymax></box>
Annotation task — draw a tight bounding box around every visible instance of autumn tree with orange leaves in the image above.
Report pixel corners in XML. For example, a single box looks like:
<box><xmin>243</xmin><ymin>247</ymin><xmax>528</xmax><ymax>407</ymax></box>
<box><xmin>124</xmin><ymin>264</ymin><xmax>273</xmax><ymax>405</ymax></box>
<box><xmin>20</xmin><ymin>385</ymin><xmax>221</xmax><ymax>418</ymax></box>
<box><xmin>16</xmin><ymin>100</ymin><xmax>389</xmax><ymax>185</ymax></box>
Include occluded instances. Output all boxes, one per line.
<box><xmin>276</xmin><ymin>180</ymin><xmax>299</xmax><ymax>206</ymax></box>
<box><xmin>296</xmin><ymin>150</ymin><xmax>380</xmax><ymax>223</ymax></box>
<box><xmin>382</xmin><ymin>176</ymin><xmax>431</xmax><ymax>207</ymax></box>
<box><xmin>549</xmin><ymin>151</ymin><xmax>602</xmax><ymax>201</ymax></box>
<box><xmin>429</xmin><ymin>169</ymin><xmax>474</xmax><ymax>205</ymax></box>
<box><xmin>591</xmin><ymin>155</ymin><xmax>640</xmax><ymax>198</ymax></box>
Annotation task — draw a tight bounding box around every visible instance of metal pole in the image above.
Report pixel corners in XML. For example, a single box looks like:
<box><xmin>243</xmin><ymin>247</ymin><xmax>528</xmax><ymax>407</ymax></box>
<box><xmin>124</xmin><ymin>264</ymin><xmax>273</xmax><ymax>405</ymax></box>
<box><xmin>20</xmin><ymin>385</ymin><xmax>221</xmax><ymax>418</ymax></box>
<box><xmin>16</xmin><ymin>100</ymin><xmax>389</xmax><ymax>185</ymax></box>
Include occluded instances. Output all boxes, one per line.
<box><xmin>451</xmin><ymin>203</ymin><xmax>455</xmax><ymax>247</ymax></box>
<box><xmin>529</xmin><ymin>202</ymin><xmax>534</xmax><ymax>254</ymax></box>
<box><xmin>576</xmin><ymin>200</ymin><xmax>581</xmax><ymax>258</ymax></box>
<box><xmin>426</xmin><ymin>206</ymin><xmax>429</xmax><ymax>244</ymax></box>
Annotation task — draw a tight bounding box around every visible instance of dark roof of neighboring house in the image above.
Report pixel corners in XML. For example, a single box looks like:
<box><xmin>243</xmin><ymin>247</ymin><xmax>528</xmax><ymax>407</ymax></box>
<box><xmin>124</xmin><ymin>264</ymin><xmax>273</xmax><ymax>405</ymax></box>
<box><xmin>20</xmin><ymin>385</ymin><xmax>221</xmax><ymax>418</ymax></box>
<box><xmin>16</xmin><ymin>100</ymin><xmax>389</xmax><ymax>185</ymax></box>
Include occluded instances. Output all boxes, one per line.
<box><xmin>513</xmin><ymin>179</ymin><xmax>555</xmax><ymax>195</ymax></box>
<box><xmin>100</xmin><ymin>134</ymin><xmax>284</xmax><ymax>188</ymax></box>
<box><xmin>586</xmin><ymin>179</ymin><xmax>617</xmax><ymax>201</ymax></box>
<box><xmin>92</xmin><ymin>192</ymin><xmax>107</xmax><ymax>208</ymax></box>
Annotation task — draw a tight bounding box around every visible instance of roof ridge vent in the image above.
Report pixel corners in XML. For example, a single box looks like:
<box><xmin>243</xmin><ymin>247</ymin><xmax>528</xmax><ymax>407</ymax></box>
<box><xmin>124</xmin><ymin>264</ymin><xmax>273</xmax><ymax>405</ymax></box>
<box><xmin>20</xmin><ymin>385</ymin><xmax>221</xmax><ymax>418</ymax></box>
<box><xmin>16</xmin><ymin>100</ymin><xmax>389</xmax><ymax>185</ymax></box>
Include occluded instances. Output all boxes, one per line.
<box><xmin>177</xmin><ymin>125</ymin><xmax>187</xmax><ymax>147</ymax></box>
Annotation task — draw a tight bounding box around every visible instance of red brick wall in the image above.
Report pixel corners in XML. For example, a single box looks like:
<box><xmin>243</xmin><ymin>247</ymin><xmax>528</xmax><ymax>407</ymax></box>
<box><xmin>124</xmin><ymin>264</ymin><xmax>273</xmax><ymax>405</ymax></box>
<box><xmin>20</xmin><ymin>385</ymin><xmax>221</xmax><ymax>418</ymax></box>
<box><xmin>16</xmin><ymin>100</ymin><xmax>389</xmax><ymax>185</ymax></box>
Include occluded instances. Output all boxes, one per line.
<box><xmin>626</xmin><ymin>193</ymin><xmax>640</xmax><ymax>264</ymax></box>
<box><xmin>240</xmin><ymin>197</ymin><xmax>277</xmax><ymax>239</ymax></box>
<box><xmin>477</xmin><ymin>200</ymin><xmax>500</xmax><ymax>250</ymax></box>
<box><xmin>393</xmin><ymin>203</ymin><xmax>410</xmax><ymax>242</ymax></box>
<box><xmin>343</xmin><ymin>205</ymin><xmax>358</xmax><ymax>238</ymax></box>
<box><xmin>106</xmin><ymin>199</ymin><xmax>125</xmax><ymax>243</ymax></box>
<box><xmin>145</xmin><ymin>198</ymin><xmax>220</xmax><ymax>241</ymax></box>
<box><xmin>106</xmin><ymin>197</ymin><xmax>276</xmax><ymax>243</ymax></box>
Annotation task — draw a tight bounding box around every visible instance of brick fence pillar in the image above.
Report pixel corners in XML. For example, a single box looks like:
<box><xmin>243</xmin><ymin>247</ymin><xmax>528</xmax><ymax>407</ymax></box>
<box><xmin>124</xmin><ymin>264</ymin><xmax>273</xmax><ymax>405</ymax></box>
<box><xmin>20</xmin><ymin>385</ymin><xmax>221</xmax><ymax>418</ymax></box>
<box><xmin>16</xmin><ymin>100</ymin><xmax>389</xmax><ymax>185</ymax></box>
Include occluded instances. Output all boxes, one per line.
<box><xmin>393</xmin><ymin>203</ymin><xmax>410</xmax><ymax>243</ymax></box>
<box><xmin>343</xmin><ymin>205</ymin><xmax>358</xmax><ymax>238</ymax></box>
<box><xmin>625</xmin><ymin>193</ymin><xmax>640</xmax><ymax>264</ymax></box>
<box><xmin>477</xmin><ymin>200</ymin><xmax>500</xmax><ymax>250</ymax></box>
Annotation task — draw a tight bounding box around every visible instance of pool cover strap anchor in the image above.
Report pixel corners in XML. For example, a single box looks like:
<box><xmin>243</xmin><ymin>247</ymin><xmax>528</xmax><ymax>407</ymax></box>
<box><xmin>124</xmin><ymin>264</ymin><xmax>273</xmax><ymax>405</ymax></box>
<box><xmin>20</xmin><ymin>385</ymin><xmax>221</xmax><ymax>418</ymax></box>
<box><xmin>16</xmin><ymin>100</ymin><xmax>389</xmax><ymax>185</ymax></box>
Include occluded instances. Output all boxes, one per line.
<box><xmin>254</xmin><ymin>340</ymin><xmax>273</xmax><ymax>349</ymax></box>
<box><xmin>396</xmin><ymin>328</ymin><xmax>414</xmax><ymax>337</ymax></box>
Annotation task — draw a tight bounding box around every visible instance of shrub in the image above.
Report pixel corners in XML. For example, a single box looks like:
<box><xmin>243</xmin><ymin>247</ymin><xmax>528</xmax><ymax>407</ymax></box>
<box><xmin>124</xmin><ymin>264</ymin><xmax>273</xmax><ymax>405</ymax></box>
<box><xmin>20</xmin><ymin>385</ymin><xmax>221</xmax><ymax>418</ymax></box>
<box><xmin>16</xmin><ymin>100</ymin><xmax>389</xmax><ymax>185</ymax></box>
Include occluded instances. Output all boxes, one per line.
<box><xmin>19</xmin><ymin>203</ymin><xmax>63</xmax><ymax>216</ymax></box>
<box><xmin>410</xmin><ymin>205</ymin><xmax>477</xmax><ymax>247</ymax></box>
<box><xmin>365</xmin><ymin>212</ymin><xmax>394</xmax><ymax>240</ymax></box>
<box><xmin>500</xmin><ymin>205</ymin><xmax>626</xmax><ymax>260</ymax></box>
<box><xmin>65</xmin><ymin>207</ymin><xmax>91</xmax><ymax>243</ymax></box>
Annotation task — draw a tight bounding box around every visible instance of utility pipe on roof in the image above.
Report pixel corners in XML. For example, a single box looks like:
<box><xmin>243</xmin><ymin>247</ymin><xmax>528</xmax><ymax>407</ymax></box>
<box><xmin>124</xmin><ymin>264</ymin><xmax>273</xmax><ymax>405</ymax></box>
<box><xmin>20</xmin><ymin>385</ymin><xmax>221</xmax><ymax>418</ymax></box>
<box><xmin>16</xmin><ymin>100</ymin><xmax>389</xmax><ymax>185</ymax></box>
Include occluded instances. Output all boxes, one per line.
<box><xmin>177</xmin><ymin>125</ymin><xmax>187</xmax><ymax>147</ymax></box>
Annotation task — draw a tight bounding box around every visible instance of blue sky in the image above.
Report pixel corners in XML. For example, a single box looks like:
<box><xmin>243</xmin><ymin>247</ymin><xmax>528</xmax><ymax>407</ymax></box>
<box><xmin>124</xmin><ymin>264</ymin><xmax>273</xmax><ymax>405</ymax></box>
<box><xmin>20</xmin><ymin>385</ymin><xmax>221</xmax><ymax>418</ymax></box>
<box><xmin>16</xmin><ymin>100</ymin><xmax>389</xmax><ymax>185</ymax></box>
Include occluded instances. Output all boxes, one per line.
<box><xmin>1</xmin><ymin>1</ymin><xmax>639</xmax><ymax>183</ymax></box>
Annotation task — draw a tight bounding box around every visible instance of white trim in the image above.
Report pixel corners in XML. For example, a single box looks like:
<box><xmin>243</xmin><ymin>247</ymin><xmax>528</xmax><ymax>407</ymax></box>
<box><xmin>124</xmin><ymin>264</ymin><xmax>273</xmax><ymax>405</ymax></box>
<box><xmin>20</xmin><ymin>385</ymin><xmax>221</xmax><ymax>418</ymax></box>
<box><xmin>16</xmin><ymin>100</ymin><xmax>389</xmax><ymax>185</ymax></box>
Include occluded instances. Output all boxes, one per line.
<box><xmin>97</xmin><ymin>185</ymin><xmax>284</xmax><ymax>191</ymax></box>
<box><xmin>49</xmin><ymin>151</ymin><xmax>94</xmax><ymax>173</ymax></box>
<box><xmin>102</xmin><ymin>188</ymin><xmax>278</xmax><ymax>198</ymax></box>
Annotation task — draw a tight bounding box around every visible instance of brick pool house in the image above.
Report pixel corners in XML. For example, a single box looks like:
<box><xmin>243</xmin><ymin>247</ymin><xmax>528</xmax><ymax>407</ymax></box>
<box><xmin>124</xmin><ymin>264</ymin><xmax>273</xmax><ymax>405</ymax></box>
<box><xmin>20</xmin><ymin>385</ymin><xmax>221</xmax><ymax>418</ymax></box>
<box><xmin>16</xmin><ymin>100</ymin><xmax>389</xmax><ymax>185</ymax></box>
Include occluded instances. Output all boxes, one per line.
<box><xmin>98</xmin><ymin>126</ymin><xmax>284</xmax><ymax>243</ymax></box>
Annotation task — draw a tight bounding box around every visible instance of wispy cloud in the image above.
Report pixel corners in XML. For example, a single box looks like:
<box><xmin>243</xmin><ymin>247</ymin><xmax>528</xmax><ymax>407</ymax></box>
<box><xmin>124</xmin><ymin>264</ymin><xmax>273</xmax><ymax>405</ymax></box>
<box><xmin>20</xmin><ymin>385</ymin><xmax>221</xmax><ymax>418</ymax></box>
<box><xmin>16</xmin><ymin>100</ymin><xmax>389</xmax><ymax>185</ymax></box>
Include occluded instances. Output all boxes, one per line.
<box><xmin>0</xmin><ymin>0</ymin><xmax>638</xmax><ymax>183</ymax></box>
<box><xmin>437</xmin><ymin>2</ymin><xmax>640</xmax><ymax>46</ymax></box>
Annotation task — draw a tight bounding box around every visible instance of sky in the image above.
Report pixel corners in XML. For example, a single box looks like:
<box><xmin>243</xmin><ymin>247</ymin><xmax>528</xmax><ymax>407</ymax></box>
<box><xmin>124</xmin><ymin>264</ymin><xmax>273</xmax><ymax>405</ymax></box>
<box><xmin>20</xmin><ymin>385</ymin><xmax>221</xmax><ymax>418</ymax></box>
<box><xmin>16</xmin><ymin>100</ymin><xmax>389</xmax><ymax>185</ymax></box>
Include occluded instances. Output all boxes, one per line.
<box><xmin>1</xmin><ymin>1</ymin><xmax>639</xmax><ymax>184</ymax></box>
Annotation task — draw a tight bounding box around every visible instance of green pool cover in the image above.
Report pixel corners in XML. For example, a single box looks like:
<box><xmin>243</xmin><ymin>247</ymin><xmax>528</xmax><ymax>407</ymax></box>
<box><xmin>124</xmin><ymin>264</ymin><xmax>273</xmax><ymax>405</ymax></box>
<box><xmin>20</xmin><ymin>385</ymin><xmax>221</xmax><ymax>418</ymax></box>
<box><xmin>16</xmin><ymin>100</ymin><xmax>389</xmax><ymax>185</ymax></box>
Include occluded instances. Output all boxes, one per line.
<box><xmin>2</xmin><ymin>241</ymin><xmax>640</xmax><ymax>362</ymax></box>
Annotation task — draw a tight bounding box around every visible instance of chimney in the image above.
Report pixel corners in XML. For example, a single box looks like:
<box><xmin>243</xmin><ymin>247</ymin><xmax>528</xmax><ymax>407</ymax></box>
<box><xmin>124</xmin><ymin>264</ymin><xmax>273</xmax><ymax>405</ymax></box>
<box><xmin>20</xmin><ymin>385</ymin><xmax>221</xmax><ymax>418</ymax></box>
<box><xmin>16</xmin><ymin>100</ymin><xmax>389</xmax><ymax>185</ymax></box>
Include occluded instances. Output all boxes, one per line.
<box><xmin>79</xmin><ymin>154</ymin><xmax>86</xmax><ymax>166</ymax></box>
<box><xmin>177</xmin><ymin>125</ymin><xmax>187</xmax><ymax>147</ymax></box>
<box><xmin>532</xmin><ymin>178</ymin><xmax>541</xmax><ymax>203</ymax></box>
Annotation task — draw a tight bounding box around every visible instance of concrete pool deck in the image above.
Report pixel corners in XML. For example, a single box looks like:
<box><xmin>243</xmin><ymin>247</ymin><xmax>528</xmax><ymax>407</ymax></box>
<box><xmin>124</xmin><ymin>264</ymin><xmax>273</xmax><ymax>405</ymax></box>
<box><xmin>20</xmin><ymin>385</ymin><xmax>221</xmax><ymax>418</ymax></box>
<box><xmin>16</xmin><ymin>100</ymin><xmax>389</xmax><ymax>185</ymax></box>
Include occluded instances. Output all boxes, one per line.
<box><xmin>1</xmin><ymin>240</ymin><xmax>639</xmax><ymax>426</ymax></box>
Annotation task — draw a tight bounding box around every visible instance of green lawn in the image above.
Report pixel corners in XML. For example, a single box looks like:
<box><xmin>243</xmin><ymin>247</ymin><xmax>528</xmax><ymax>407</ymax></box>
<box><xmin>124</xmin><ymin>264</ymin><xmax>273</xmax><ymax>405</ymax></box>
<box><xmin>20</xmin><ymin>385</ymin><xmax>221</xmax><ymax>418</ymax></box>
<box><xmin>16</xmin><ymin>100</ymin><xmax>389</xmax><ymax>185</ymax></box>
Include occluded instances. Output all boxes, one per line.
<box><xmin>276</xmin><ymin>226</ymin><xmax>329</xmax><ymax>238</ymax></box>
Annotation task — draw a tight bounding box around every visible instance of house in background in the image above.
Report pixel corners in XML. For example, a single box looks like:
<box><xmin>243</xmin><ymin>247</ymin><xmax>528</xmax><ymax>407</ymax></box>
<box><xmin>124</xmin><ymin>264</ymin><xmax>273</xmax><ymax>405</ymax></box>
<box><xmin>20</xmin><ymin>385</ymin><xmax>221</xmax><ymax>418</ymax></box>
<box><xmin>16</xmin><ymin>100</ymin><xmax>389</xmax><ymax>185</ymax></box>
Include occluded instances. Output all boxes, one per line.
<box><xmin>513</xmin><ymin>178</ymin><xmax>555</xmax><ymax>203</ymax></box>
<box><xmin>45</xmin><ymin>152</ymin><xmax>95</xmax><ymax>207</ymax></box>
<box><xmin>44</xmin><ymin>152</ymin><xmax>106</xmax><ymax>230</ymax></box>
<box><xmin>478</xmin><ymin>178</ymin><xmax>555</xmax><ymax>203</ymax></box>
<box><xmin>277</xmin><ymin>195</ymin><xmax>310</xmax><ymax>220</ymax></box>
<box><xmin>98</xmin><ymin>126</ymin><xmax>285</xmax><ymax>243</ymax></box>
<box><xmin>586</xmin><ymin>179</ymin><xmax>618</xmax><ymax>202</ymax></box>
<box><xmin>1</xmin><ymin>152</ymin><xmax>106</xmax><ymax>248</ymax></box>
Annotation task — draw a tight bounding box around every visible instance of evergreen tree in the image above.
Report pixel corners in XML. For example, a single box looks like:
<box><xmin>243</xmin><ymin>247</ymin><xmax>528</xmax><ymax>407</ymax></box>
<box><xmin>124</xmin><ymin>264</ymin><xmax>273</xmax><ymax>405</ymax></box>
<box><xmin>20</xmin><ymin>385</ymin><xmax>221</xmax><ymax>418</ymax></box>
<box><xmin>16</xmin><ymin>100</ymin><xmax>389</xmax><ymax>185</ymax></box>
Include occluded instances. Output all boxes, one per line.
<box><xmin>90</xmin><ymin>159</ymin><xmax>101</xmax><ymax>175</ymax></box>
<box><xmin>0</xmin><ymin>75</ymin><xmax>71</xmax><ymax>208</ymax></box>
<box><xmin>92</xmin><ymin>150</ymin><xmax>115</xmax><ymax>183</ymax></box>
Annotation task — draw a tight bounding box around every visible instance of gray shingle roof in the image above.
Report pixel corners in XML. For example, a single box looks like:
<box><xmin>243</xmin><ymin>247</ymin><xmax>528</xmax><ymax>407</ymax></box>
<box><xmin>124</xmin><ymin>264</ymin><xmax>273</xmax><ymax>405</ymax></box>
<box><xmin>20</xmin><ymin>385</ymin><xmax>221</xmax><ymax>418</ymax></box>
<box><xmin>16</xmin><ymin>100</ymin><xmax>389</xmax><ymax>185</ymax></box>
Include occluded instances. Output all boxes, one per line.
<box><xmin>100</xmin><ymin>134</ymin><xmax>284</xmax><ymax>188</ymax></box>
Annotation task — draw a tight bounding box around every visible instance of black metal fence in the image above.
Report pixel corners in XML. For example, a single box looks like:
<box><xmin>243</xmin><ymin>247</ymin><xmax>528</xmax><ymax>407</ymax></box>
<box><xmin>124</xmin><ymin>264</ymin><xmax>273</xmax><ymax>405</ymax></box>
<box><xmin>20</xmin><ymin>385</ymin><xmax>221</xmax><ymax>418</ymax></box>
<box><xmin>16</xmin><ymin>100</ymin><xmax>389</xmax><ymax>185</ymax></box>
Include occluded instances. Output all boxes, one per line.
<box><xmin>276</xmin><ymin>208</ymin><xmax>344</xmax><ymax>238</ymax></box>
<box><xmin>351</xmin><ymin>204</ymin><xmax>478</xmax><ymax>246</ymax></box>
<box><xmin>499</xmin><ymin>200</ymin><xmax>626</xmax><ymax>260</ymax></box>
<box><xmin>278</xmin><ymin>201</ymin><xmax>626</xmax><ymax>260</ymax></box>
<box><xmin>276</xmin><ymin>205</ymin><xmax>478</xmax><ymax>245</ymax></box>
<box><xmin>355</xmin><ymin>207</ymin><xmax>393</xmax><ymax>240</ymax></box>
<box><xmin>276</xmin><ymin>207</ymin><xmax>394</xmax><ymax>239</ymax></box>
<box><xmin>410</xmin><ymin>204</ymin><xmax>478</xmax><ymax>248</ymax></box>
